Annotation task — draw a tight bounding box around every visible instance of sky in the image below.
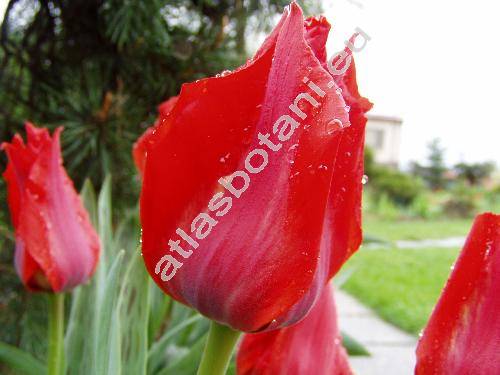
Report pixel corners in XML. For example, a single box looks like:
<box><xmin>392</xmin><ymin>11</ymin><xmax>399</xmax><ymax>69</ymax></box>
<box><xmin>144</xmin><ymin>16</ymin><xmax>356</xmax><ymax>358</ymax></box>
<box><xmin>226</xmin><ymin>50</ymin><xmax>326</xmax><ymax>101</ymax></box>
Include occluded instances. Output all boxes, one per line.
<box><xmin>1</xmin><ymin>0</ymin><xmax>498</xmax><ymax>168</ymax></box>
<box><xmin>322</xmin><ymin>0</ymin><xmax>500</xmax><ymax>168</ymax></box>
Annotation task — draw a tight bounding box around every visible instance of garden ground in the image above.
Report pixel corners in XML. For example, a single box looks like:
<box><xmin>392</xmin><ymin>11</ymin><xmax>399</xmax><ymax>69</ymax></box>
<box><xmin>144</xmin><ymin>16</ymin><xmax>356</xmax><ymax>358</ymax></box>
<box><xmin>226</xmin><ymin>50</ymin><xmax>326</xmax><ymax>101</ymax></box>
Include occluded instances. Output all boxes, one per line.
<box><xmin>340</xmin><ymin>215</ymin><xmax>471</xmax><ymax>335</ymax></box>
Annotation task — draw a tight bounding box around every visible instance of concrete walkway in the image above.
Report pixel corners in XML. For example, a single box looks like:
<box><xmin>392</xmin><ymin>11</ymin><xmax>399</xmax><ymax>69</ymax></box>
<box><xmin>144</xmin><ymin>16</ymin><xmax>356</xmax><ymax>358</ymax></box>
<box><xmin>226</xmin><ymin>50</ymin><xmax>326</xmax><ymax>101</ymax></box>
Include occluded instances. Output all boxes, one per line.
<box><xmin>336</xmin><ymin>290</ymin><xmax>417</xmax><ymax>375</ymax></box>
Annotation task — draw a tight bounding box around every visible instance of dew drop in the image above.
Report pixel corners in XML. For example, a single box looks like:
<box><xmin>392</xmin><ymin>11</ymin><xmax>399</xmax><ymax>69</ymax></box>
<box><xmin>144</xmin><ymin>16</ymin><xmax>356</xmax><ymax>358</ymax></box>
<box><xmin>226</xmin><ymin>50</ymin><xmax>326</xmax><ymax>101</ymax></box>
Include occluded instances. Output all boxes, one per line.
<box><xmin>344</xmin><ymin>105</ymin><xmax>351</xmax><ymax>112</ymax></box>
<box><xmin>318</xmin><ymin>164</ymin><xmax>328</xmax><ymax>171</ymax></box>
<box><xmin>345</xmin><ymin>151</ymin><xmax>352</xmax><ymax>157</ymax></box>
<box><xmin>303</xmin><ymin>124</ymin><xmax>311</xmax><ymax>130</ymax></box>
<box><xmin>336</xmin><ymin>87</ymin><xmax>342</xmax><ymax>95</ymax></box>
<box><xmin>361</xmin><ymin>174</ymin><xmax>369</xmax><ymax>185</ymax></box>
<box><xmin>325</xmin><ymin>119</ymin><xmax>343</xmax><ymax>135</ymax></box>
<box><xmin>287</xmin><ymin>144</ymin><xmax>298</xmax><ymax>164</ymax></box>
<box><xmin>219</xmin><ymin>153</ymin><xmax>231</xmax><ymax>163</ymax></box>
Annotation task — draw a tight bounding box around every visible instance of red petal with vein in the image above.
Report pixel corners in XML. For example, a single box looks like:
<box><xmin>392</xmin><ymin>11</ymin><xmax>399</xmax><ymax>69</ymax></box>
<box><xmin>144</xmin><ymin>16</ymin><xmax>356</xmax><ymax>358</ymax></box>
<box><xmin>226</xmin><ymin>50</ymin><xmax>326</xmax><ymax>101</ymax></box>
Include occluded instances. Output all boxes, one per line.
<box><xmin>237</xmin><ymin>285</ymin><xmax>352</xmax><ymax>375</ymax></box>
<box><xmin>415</xmin><ymin>213</ymin><xmax>500</xmax><ymax>374</ymax></box>
<box><xmin>327</xmin><ymin>57</ymin><xmax>372</xmax><ymax>278</ymax></box>
<box><xmin>140</xmin><ymin>3</ymin><xmax>369</xmax><ymax>331</ymax></box>
<box><xmin>2</xmin><ymin>123</ymin><xmax>100</xmax><ymax>292</ymax></box>
<box><xmin>133</xmin><ymin>96</ymin><xmax>179</xmax><ymax>175</ymax></box>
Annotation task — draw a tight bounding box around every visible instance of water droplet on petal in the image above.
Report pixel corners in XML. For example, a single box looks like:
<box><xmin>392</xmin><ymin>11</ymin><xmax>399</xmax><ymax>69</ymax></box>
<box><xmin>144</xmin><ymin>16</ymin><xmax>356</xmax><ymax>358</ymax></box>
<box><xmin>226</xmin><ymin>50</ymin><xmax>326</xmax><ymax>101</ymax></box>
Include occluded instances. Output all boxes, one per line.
<box><xmin>326</xmin><ymin>119</ymin><xmax>343</xmax><ymax>135</ymax></box>
<box><xmin>219</xmin><ymin>153</ymin><xmax>231</xmax><ymax>163</ymax></box>
<box><xmin>287</xmin><ymin>144</ymin><xmax>298</xmax><ymax>164</ymax></box>
<box><xmin>361</xmin><ymin>174</ymin><xmax>369</xmax><ymax>185</ymax></box>
<box><xmin>344</xmin><ymin>105</ymin><xmax>351</xmax><ymax>112</ymax></box>
<box><xmin>318</xmin><ymin>164</ymin><xmax>328</xmax><ymax>171</ymax></box>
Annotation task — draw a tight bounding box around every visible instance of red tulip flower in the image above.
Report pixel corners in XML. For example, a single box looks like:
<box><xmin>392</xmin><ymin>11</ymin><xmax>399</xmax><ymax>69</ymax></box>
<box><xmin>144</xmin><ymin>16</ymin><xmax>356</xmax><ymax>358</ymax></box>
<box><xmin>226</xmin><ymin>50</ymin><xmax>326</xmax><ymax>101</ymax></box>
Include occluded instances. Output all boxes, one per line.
<box><xmin>415</xmin><ymin>212</ymin><xmax>500</xmax><ymax>374</ymax></box>
<box><xmin>237</xmin><ymin>285</ymin><xmax>352</xmax><ymax>375</ymax></box>
<box><xmin>140</xmin><ymin>3</ymin><xmax>371</xmax><ymax>332</ymax></box>
<box><xmin>2</xmin><ymin>123</ymin><xmax>100</xmax><ymax>292</ymax></box>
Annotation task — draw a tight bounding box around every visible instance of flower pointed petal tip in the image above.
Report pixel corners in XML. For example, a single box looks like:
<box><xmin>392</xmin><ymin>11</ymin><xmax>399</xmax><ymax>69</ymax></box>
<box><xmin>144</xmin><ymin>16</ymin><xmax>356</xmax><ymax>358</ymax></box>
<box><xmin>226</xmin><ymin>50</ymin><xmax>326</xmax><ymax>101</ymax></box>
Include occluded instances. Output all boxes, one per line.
<box><xmin>140</xmin><ymin>2</ymin><xmax>370</xmax><ymax>332</ymax></box>
<box><xmin>415</xmin><ymin>212</ymin><xmax>500</xmax><ymax>374</ymax></box>
<box><xmin>236</xmin><ymin>285</ymin><xmax>352</xmax><ymax>375</ymax></box>
<box><xmin>3</xmin><ymin>123</ymin><xmax>100</xmax><ymax>292</ymax></box>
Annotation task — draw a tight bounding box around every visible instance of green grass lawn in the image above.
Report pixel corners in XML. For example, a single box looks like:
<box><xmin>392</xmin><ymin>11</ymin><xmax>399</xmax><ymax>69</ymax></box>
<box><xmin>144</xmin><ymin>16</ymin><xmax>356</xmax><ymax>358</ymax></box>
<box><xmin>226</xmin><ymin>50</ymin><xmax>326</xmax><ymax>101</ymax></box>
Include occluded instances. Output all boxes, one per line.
<box><xmin>340</xmin><ymin>247</ymin><xmax>459</xmax><ymax>335</ymax></box>
<box><xmin>363</xmin><ymin>216</ymin><xmax>472</xmax><ymax>241</ymax></box>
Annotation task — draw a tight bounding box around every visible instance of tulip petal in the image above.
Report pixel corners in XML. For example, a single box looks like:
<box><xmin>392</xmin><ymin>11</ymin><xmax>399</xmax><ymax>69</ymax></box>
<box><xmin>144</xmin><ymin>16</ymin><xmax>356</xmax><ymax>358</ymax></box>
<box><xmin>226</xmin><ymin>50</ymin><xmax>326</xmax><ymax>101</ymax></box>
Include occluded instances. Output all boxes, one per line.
<box><xmin>269</xmin><ymin>46</ymin><xmax>373</xmax><ymax>330</ymax></box>
<box><xmin>237</xmin><ymin>285</ymin><xmax>352</xmax><ymax>375</ymax></box>
<box><xmin>326</xmin><ymin>47</ymin><xmax>372</xmax><ymax>278</ymax></box>
<box><xmin>304</xmin><ymin>16</ymin><xmax>331</xmax><ymax>65</ymax></box>
<box><xmin>415</xmin><ymin>213</ymin><xmax>500</xmax><ymax>374</ymax></box>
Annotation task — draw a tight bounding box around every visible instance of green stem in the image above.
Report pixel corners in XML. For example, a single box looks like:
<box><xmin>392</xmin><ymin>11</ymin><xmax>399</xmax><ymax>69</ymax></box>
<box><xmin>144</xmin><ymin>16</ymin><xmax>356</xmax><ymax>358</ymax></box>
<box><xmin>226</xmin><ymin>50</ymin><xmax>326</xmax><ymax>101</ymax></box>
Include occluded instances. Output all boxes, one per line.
<box><xmin>48</xmin><ymin>293</ymin><xmax>65</xmax><ymax>375</ymax></box>
<box><xmin>196</xmin><ymin>321</ymin><xmax>241</xmax><ymax>375</ymax></box>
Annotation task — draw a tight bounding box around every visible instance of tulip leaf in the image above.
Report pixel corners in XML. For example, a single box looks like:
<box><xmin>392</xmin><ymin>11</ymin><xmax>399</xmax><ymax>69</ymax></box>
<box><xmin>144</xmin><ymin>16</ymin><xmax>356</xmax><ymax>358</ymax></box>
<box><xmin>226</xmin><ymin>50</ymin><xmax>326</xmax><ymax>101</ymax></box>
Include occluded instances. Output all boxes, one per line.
<box><xmin>155</xmin><ymin>333</ymin><xmax>208</xmax><ymax>375</ymax></box>
<box><xmin>119</xmin><ymin>249</ymin><xmax>151</xmax><ymax>375</ymax></box>
<box><xmin>148</xmin><ymin>314</ymin><xmax>204</xmax><ymax>362</ymax></box>
<box><xmin>98</xmin><ymin>175</ymin><xmax>114</xmax><ymax>266</ymax></box>
<box><xmin>80</xmin><ymin>179</ymin><xmax>98</xmax><ymax>226</ymax></box>
<box><xmin>0</xmin><ymin>341</ymin><xmax>46</xmax><ymax>375</ymax></box>
<box><xmin>148</xmin><ymin>283</ymin><xmax>172</xmax><ymax>345</ymax></box>
<box><xmin>341</xmin><ymin>331</ymin><xmax>370</xmax><ymax>356</ymax></box>
<box><xmin>93</xmin><ymin>249</ymin><xmax>126</xmax><ymax>375</ymax></box>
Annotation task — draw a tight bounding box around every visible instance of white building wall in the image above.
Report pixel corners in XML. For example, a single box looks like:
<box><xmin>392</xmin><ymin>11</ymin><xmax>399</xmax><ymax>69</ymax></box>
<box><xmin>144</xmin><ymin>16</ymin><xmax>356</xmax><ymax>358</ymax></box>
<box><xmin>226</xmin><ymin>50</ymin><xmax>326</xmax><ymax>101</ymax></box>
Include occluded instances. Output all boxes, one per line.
<box><xmin>365</xmin><ymin>115</ymin><xmax>403</xmax><ymax>168</ymax></box>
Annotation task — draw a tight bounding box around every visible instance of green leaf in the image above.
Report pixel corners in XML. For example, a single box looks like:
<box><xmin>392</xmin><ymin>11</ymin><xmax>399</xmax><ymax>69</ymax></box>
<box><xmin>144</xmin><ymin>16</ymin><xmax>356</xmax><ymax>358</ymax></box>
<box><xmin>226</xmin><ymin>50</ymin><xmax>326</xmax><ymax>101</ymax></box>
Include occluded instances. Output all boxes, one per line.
<box><xmin>156</xmin><ymin>333</ymin><xmax>208</xmax><ymax>375</ymax></box>
<box><xmin>148</xmin><ymin>284</ymin><xmax>172</xmax><ymax>345</ymax></box>
<box><xmin>119</xmin><ymin>249</ymin><xmax>151</xmax><ymax>375</ymax></box>
<box><xmin>0</xmin><ymin>341</ymin><xmax>46</xmax><ymax>375</ymax></box>
<box><xmin>341</xmin><ymin>331</ymin><xmax>370</xmax><ymax>356</ymax></box>
<box><xmin>93</xmin><ymin>250</ymin><xmax>126</xmax><ymax>375</ymax></box>
<box><xmin>98</xmin><ymin>175</ymin><xmax>114</xmax><ymax>264</ymax></box>
<box><xmin>80</xmin><ymin>179</ymin><xmax>97</xmax><ymax>226</ymax></box>
<box><xmin>148</xmin><ymin>315</ymin><xmax>204</xmax><ymax>364</ymax></box>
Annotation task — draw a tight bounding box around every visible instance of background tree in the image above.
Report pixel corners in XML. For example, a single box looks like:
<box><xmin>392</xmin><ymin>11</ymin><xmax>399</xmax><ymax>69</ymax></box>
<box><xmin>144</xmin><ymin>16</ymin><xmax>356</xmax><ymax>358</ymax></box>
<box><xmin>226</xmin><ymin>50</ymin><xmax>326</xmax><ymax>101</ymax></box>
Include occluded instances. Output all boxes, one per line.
<box><xmin>454</xmin><ymin>161</ymin><xmax>495</xmax><ymax>186</ymax></box>
<box><xmin>0</xmin><ymin>0</ymin><xmax>320</xmax><ymax>208</ymax></box>
<box><xmin>411</xmin><ymin>138</ymin><xmax>448</xmax><ymax>190</ymax></box>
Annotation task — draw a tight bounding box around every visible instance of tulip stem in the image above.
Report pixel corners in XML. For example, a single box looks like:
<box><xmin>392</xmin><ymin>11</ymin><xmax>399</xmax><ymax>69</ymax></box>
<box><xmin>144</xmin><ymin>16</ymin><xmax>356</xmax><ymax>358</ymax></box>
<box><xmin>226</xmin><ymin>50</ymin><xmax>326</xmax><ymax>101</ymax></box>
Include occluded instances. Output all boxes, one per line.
<box><xmin>48</xmin><ymin>293</ymin><xmax>65</xmax><ymax>375</ymax></box>
<box><xmin>197</xmin><ymin>321</ymin><xmax>241</xmax><ymax>375</ymax></box>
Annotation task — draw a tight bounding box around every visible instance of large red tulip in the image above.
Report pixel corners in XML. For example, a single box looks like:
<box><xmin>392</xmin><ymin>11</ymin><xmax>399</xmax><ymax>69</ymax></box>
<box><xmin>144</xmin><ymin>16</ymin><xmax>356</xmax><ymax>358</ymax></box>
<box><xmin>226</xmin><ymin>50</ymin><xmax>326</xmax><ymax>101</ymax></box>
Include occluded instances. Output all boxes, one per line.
<box><xmin>237</xmin><ymin>284</ymin><xmax>352</xmax><ymax>375</ymax></box>
<box><xmin>140</xmin><ymin>3</ymin><xmax>371</xmax><ymax>332</ymax></box>
<box><xmin>2</xmin><ymin>123</ymin><xmax>100</xmax><ymax>292</ymax></box>
<box><xmin>415</xmin><ymin>212</ymin><xmax>500</xmax><ymax>374</ymax></box>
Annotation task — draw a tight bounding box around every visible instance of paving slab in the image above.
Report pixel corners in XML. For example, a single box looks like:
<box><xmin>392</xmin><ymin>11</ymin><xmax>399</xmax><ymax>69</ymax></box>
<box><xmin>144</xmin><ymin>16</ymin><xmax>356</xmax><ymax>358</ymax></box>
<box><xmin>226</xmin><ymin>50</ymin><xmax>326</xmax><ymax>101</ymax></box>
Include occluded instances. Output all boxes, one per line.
<box><xmin>336</xmin><ymin>289</ymin><xmax>417</xmax><ymax>375</ymax></box>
